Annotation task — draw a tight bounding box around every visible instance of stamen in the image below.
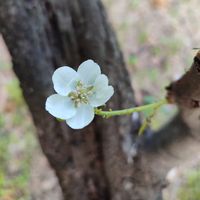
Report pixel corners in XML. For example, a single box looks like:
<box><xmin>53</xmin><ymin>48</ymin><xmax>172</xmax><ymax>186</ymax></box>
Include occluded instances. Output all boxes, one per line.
<box><xmin>68</xmin><ymin>81</ymin><xmax>94</xmax><ymax>107</ymax></box>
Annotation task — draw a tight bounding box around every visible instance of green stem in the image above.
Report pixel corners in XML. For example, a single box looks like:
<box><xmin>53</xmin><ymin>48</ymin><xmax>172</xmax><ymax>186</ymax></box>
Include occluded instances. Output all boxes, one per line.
<box><xmin>95</xmin><ymin>99</ymin><xmax>167</xmax><ymax>118</ymax></box>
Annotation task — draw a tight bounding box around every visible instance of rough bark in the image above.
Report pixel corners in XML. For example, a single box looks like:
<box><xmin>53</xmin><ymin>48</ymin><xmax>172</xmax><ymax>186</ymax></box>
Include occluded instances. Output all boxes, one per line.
<box><xmin>0</xmin><ymin>0</ymin><xmax>137</xmax><ymax>200</ymax></box>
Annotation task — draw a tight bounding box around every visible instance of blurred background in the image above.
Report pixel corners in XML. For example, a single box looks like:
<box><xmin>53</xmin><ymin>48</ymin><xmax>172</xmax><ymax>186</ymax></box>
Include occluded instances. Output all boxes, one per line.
<box><xmin>0</xmin><ymin>0</ymin><xmax>200</xmax><ymax>199</ymax></box>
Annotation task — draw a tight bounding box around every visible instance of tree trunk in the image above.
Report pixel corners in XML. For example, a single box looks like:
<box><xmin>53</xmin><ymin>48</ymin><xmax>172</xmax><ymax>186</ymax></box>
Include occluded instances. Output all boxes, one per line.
<box><xmin>0</xmin><ymin>0</ymin><xmax>138</xmax><ymax>199</ymax></box>
<box><xmin>1</xmin><ymin>0</ymin><xmax>200</xmax><ymax>200</ymax></box>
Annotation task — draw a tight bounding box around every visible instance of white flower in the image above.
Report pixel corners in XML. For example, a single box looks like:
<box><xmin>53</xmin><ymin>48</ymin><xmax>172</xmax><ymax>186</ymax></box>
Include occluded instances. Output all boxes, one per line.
<box><xmin>45</xmin><ymin>60</ymin><xmax>114</xmax><ymax>129</ymax></box>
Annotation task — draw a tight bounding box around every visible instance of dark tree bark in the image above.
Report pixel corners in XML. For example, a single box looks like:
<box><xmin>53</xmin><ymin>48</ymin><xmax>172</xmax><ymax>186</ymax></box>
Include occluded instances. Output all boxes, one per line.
<box><xmin>0</xmin><ymin>0</ymin><xmax>137</xmax><ymax>200</ymax></box>
<box><xmin>1</xmin><ymin>0</ymin><xmax>200</xmax><ymax>200</ymax></box>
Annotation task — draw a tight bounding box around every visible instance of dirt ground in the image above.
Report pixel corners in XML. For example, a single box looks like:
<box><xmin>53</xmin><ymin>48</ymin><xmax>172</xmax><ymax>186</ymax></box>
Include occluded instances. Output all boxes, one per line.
<box><xmin>0</xmin><ymin>0</ymin><xmax>200</xmax><ymax>199</ymax></box>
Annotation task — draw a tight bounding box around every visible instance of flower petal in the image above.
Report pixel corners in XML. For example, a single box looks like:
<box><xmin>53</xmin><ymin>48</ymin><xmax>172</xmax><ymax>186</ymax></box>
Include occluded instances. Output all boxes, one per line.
<box><xmin>94</xmin><ymin>74</ymin><xmax>109</xmax><ymax>91</ymax></box>
<box><xmin>52</xmin><ymin>66</ymin><xmax>79</xmax><ymax>96</ymax></box>
<box><xmin>89</xmin><ymin>86</ymin><xmax>114</xmax><ymax>107</ymax></box>
<box><xmin>66</xmin><ymin>104</ymin><xmax>94</xmax><ymax>129</ymax></box>
<box><xmin>45</xmin><ymin>94</ymin><xmax>76</xmax><ymax>119</ymax></box>
<box><xmin>77</xmin><ymin>60</ymin><xmax>101</xmax><ymax>85</ymax></box>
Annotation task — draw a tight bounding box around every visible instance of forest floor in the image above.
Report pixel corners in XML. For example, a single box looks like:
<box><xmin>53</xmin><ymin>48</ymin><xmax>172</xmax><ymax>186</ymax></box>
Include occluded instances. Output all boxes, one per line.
<box><xmin>0</xmin><ymin>0</ymin><xmax>200</xmax><ymax>199</ymax></box>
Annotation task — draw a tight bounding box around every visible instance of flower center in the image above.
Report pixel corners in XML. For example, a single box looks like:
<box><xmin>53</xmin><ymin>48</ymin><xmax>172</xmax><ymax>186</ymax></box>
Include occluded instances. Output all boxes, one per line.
<box><xmin>68</xmin><ymin>81</ymin><xmax>94</xmax><ymax>107</ymax></box>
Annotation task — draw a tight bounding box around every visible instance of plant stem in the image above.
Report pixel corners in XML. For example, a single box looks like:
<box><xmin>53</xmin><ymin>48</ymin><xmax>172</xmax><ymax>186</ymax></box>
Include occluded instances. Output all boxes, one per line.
<box><xmin>95</xmin><ymin>99</ymin><xmax>167</xmax><ymax>118</ymax></box>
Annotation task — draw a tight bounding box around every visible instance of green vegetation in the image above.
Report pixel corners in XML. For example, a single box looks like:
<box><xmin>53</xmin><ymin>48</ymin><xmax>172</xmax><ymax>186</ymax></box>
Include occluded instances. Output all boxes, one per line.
<box><xmin>0</xmin><ymin>78</ymin><xmax>36</xmax><ymax>200</ymax></box>
<box><xmin>178</xmin><ymin>169</ymin><xmax>200</xmax><ymax>200</ymax></box>
<box><xmin>6</xmin><ymin>79</ymin><xmax>25</xmax><ymax>106</ymax></box>
<box><xmin>128</xmin><ymin>54</ymin><xmax>138</xmax><ymax>66</ymax></box>
<box><xmin>0</xmin><ymin>60</ymin><xmax>11</xmax><ymax>69</ymax></box>
<box><xmin>138</xmin><ymin>31</ymin><xmax>149</xmax><ymax>44</ymax></box>
<box><xmin>129</xmin><ymin>0</ymin><xmax>140</xmax><ymax>9</ymax></box>
<box><xmin>152</xmin><ymin>37</ymin><xmax>182</xmax><ymax>57</ymax></box>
